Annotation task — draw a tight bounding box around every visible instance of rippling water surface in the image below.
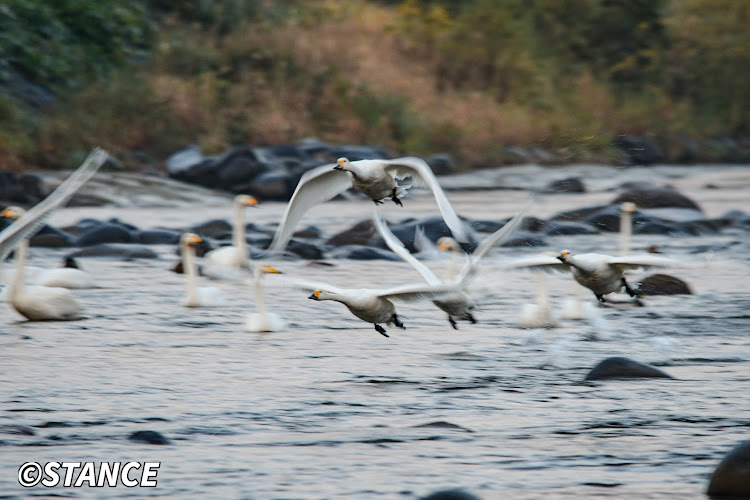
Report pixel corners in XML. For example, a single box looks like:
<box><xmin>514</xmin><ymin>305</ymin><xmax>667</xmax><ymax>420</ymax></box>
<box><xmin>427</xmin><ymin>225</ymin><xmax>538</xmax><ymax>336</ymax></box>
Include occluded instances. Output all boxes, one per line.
<box><xmin>1</xmin><ymin>183</ymin><xmax>749</xmax><ymax>499</ymax></box>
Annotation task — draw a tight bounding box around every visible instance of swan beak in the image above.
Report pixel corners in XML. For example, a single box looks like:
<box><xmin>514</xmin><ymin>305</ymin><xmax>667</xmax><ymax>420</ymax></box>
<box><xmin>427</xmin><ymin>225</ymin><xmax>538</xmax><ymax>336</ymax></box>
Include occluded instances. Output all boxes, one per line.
<box><xmin>262</xmin><ymin>265</ymin><xmax>282</xmax><ymax>274</ymax></box>
<box><xmin>1</xmin><ymin>208</ymin><xmax>17</xmax><ymax>220</ymax></box>
<box><xmin>190</xmin><ymin>235</ymin><xmax>202</xmax><ymax>244</ymax></box>
<box><xmin>244</xmin><ymin>196</ymin><xmax>259</xmax><ymax>206</ymax></box>
<box><xmin>437</xmin><ymin>242</ymin><xmax>448</xmax><ymax>251</ymax></box>
<box><xmin>557</xmin><ymin>250</ymin><xmax>570</xmax><ymax>262</ymax></box>
<box><xmin>333</xmin><ymin>159</ymin><xmax>345</xmax><ymax>170</ymax></box>
<box><xmin>308</xmin><ymin>290</ymin><xmax>321</xmax><ymax>300</ymax></box>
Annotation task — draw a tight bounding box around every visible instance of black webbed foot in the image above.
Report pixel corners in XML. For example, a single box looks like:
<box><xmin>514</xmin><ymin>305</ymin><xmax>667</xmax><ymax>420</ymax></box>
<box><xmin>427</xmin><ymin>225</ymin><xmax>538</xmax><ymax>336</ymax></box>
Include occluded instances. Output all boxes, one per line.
<box><xmin>391</xmin><ymin>188</ymin><xmax>403</xmax><ymax>207</ymax></box>
<box><xmin>448</xmin><ymin>316</ymin><xmax>458</xmax><ymax>330</ymax></box>
<box><xmin>374</xmin><ymin>324</ymin><xmax>389</xmax><ymax>337</ymax></box>
<box><xmin>467</xmin><ymin>313</ymin><xmax>477</xmax><ymax>324</ymax></box>
<box><xmin>373</xmin><ymin>199</ymin><xmax>384</xmax><ymax>205</ymax></box>
<box><xmin>596</xmin><ymin>294</ymin><xmax>606</xmax><ymax>303</ymax></box>
<box><xmin>392</xmin><ymin>314</ymin><xmax>406</xmax><ymax>329</ymax></box>
<box><xmin>622</xmin><ymin>277</ymin><xmax>638</xmax><ymax>297</ymax></box>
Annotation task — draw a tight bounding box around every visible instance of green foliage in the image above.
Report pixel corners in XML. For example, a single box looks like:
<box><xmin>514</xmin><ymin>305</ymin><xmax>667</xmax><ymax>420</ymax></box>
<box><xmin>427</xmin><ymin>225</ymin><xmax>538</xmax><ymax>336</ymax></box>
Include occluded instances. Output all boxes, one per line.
<box><xmin>0</xmin><ymin>0</ymin><xmax>152</xmax><ymax>92</ymax></box>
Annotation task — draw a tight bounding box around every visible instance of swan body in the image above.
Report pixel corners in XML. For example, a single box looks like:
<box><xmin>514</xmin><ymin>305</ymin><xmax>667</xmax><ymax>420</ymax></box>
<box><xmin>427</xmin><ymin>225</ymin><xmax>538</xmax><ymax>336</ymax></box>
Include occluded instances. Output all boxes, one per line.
<box><xmin>268</xmin><ymin>156</ymin><xmax>469</xmax><ymax>252</ymax></box>
<box><xmin>303</xmin><ymin>279</ymin><xmax>459</xmax><ymax>337</ymax></box>
<box><xmin>34</xmin><ymin>266</ymin><xmax>95</xmax><ymax>289</ymax></box>
<box><xmin>180</xmin><ymin>233</ymin><xmax>226</xmax><ymax>307</ymax></box>
<box><xmin>245</xmin><ymin>264</ymin><xmax>285</xmax><ymax>332</ymax></box>
<box><xmin>506</xmin><ymin>251</ymin><xmax>673</xmax><ymax>304</ymax></box>
<box><xmin>203</xmin><ymin>194</ymin><xmax>258</xmax><ymax>277</ymax></box>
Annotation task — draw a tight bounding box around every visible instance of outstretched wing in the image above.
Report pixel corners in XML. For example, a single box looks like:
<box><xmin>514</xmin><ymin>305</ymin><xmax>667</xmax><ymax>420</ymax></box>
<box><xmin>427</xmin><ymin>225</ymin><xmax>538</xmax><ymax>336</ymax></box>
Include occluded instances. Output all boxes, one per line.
<box><xmin>609</xmin><ymin>254</ymin><xmax>674</xmax><ymax>271</ymax></box>
<box><xmin>500</xmin><ymin>254</ymin><xmax>570</xmax><ymax>273</ymax></box>
<box><xmin>383</xmin><ymin>157</ymin><xmax>470</xmax><ymax>243</ymax></box>
<box><xmin>377</xmin><ymin>282</ymin><xmax>459</xmax><ymax>302</ymax></box>
<box><xmin>268</xmin><ymin>165</ymin><xmax>353</xmax><ymax>252</ymax></box>
<box><xmin>372</xmin><ymin>211</ymin><xmax>442</xmax><ymax>286</ymax></box>
<box><xmin>0</xmin><ymin>147</ymin><xmax>108</xmax><ymax>262</ymax></box>
<box><xmin>268</xmin><ymin>275</ymin><xmax>347</xmax><ymax>295</ymax></box>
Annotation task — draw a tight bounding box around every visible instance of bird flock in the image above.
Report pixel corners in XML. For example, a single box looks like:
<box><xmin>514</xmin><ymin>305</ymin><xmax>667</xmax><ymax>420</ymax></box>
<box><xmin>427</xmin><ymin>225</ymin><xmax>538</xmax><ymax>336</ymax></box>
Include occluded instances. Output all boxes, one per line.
<box><xmin>0</xmin><ymin>148</ymin><xmax>676</xmax><ymax>335</ymax></box>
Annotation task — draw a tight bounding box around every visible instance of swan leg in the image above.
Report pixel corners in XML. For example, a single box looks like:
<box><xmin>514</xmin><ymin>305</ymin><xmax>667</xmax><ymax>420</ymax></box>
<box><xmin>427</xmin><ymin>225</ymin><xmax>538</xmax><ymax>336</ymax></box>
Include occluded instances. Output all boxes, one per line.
<box><xmin>621</xmin><ymin>277</ymin><xmax>638</xmax><ymax>297</ymax></box>
<box><xmin>448</xmin><ymin>316</ymin><xmax>458</xmax><ymax>330</ymax></box>
<box><xmin>392</xmin><ymin>314</ymin><xmax>406</xmax><ymax>329</ymax></box>
<box><xmin>391</xmin><ymin>188</ymin><xmax>403</xmax><ymax>207</ymax></box>
<box><xmin>595</xmin><ymin>293</ymin><xmax>606</xmax><ymax>303</ymax></box>
<box><xmin>467</xmin><ymin>312</ymin><xmax>477</xmax><ymax>324</ymax></box>
<box><xmin>374</xmin><ymin>324</ymin><xmax>390</xmax><ymax>337</ymax></box>
<box><xmin>373</xmin><ymin>199</ymin><xmax>384</xmax><ymax>205</ymax></box>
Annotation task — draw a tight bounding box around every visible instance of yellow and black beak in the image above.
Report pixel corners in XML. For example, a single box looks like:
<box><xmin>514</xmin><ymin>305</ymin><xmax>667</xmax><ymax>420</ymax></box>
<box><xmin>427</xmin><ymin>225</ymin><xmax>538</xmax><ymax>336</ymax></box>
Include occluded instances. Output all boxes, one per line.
<box><xmin>1</xmin><ymin>208</ymin><xmax>17</xmax><ymax>220</ymax></box>
<box><xmin>244</xmin><ymin>196</ymin><xmax>259</xmax><ymax>207</ymax></box>
<box><xmin>262</xmin><ymin>265</ymin><xmax>282</xmax><ymax>275</ymax></box>
<box><xmin>557</xmin><ymin>250</ymin><xmax>570</xmax><ymax>262</ymax></box>
<box><xmin>333</xmin><ymin>159</ymin><xmax>345</xmax><ymax>171</ymax></box>
<box><xmin>308</xmin><ymin>290</ymin><xmax>321</xmax><ymax>300</ymax></box>
<box><xmin>190</xmin><ymin>235</ymin><xmax>203</xmax><ymax>245</ymax></box>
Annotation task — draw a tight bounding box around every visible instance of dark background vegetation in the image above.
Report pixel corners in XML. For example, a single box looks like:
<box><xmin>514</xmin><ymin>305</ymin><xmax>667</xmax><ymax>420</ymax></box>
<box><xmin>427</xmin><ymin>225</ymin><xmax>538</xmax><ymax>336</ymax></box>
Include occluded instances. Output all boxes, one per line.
<box><xmin>1</xmin><ymin>0</ymin><xmax>748</xmax><ymax>170</ymax></box>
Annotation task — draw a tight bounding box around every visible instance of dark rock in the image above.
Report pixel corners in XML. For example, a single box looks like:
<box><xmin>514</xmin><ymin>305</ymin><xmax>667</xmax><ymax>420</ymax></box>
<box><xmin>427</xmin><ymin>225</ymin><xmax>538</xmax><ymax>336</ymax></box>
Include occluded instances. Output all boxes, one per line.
<box><xmin>544</xmin><ymin>177</ymin><xmax>586</xmax><ymax>193</ymax></box>
<box><xmin>286</xmin><ymin>239</ymin><xmax>325</xmax><ymax>260</ymax></box>
<box><xmin>190</xmin><ymin>219</ymin><xmax>232</xmax><ymax>238</ymax></box>
<box><xmin>328</xmin><ymin>245</ymin><xmax>402</xmax><ymax>261</ymax></box>
<box><xmin>29</xmin><ymin>225</ymin><xmax>75</xmax><ymax>247</ymax></box>
<box><xmin>637</xmin><ymin>274</ymin><xmax>692</xmax><ymax>296</ymax></box>
<box><xmin>613</xmin><ymin>135</ymin><xmax>664</xmax><ymax>165</ymax></box>
<box><xmin>425</xmin><ymin>154</ymin><xmax>455</xmax><ymax>175</ymax></box>
<box><xmin>469</xmin><ymin>220</ymin><xmax>506</xmax><ymax>233</ymax></box>
<box><xmin>501</xmin><ymin>231</ymin><xmax>546</xmax><ymax>247</ymax></box>
<box><xmin>544</xmin><ymin>221</ymin><xmax>599</xmax><ymax>236</ymax></box>
<box><xmin>108</xmin><ymin>218</ymin><xmax>138</xmax><ymax>232</ymax></box>
<box><xmin>292</xmin><ymin>225</ymin><xmax>325</xmax><ymax>239</ymax></box>
<box><xmin>135</xmin><ymin>230</ymin><xmax>181</xmax><ymax>245</ymax></box>
<box><xmin>520</xmin><ymin>216</ymin><xmax>547</xmax><ymax>233</ymax></box>
<box><xmin>0</xmin><ymin>424</ymin><xmax>35</xmax><ymax>436</ymax></box>
<box><xmin>707</xmin><ymin>439</ymin><xmax>750</xmax><ymax>498</ymax></box>
<box><xmin>60</xmin><ymin>218</ymin><xmax>107</xmax><ymax>236</ymax></box>
<box><xmin>550</xmin><ymin>205</ymin><xmax>609</xmax><ymax>223</ymax></box>
<box><xmin>584</xmin><ymin>357</ymin><xmax>673</xmax><ymax>381</ymax></box>
<box><xmin>128</xmin><ymin>430</ymin><xmax>170</xmax><ymax>445</ymax></box>
<box><xmin>413</xmin><ymin>421</ymin><xmax>473</xmax><ymax>432</ymax></box>
<box><xmin>245</xmin><ymin>170</ymin><xmax>293</xmax><ymax>200</ymax></box>
<box><xmin>297</xmin><ymin>138</ymin><xmax>332</xmax><ymax>157</ymax></box>
<box><xmin>633</xmin><ymin>220</ymin><xmax>680</xmax><ymax>235</ymax></box>
<box><xmin>215</xmin><ymin>147</ymin><xmax>268</xmax><ymax>185</ymax></box>
<box><xmin>165</xmin><ymin>146</ymin><xmax>204</xmax><ymax>176</ymax></box>
<box><xmin>327</xmin><ymin>219</ymin><xmax>377</xmax><ymax>247</ymax></box>
<box><xmin>68</xmin><ymin>244</ymin><xmax>159</xmax><ymax>260</ymax></box>
<box><xmin>420</xmin><ymin>489</ymin><xmax>483</xmax><ymax>500</ymax></box>
<box><xmin>612</xmin><ymin>187</ymin><xmax>702</xmax><ymax>211</ymax></box>
<box><xmin>373</xmin><ymin>216</ymin><xmax>477</xmax><ymax>253</ymax></box>
<box><xmin>0</xmin><ymin>170</ymin><xmax>47</xmax><ymax>205</ymax></box>
<box><xmin>75</xmin><ymin>224</ymin><xmax>134</xmax><ymax>246</ymax></box>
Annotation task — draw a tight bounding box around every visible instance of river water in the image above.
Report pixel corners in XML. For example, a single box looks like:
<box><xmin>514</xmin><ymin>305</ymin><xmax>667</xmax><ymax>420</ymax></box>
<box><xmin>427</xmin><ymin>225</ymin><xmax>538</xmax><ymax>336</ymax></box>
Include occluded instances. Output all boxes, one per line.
<box><xmin>1</xmin><ymin>168</ymin><xmax>749</xmax><ymax>499</ymax></box>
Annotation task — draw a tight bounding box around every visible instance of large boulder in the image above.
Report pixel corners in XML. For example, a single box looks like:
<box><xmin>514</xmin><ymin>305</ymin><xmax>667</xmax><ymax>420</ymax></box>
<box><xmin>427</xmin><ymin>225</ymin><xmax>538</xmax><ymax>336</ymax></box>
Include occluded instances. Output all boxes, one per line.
<box><xmin>637</xmin><ymin>274</ymin><xmax>692</xmax><ymax>296</ymax></box>
<box><xmin>612</xmin><ymin>186</ymin><xmax>702</xmax><ymax>212</ymax></box>
<box><xmin>613</xmin><ymin>135</ymin><xmax>664</xmax><ymax>165</ymax></box>
<box><xmin>585</xmin><ymin>357</ymin><xmax>673</xmax><ymax>380</ymax></box>
<box><xmin>707</xmin><ymin>439</ymin><xmax>750</xmax><ymax>498</ymax></box>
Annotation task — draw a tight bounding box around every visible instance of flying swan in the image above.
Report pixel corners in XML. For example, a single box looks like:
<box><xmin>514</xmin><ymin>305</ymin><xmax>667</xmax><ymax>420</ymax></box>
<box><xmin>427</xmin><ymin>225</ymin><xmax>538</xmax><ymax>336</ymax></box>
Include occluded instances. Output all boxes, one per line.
<box><xmin>267</xmin><ymin>156</ymin><xmax>470</xmax><ymax>253</ymax></box>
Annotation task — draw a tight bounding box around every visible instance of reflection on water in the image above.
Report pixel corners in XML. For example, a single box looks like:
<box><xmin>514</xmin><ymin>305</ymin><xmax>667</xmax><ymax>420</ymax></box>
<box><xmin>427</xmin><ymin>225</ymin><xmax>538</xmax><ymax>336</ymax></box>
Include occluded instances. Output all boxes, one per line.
<box><xmin>1</xmin><ymin>198</ymin><xmax>749</xmax><ymax>499</ymax></box>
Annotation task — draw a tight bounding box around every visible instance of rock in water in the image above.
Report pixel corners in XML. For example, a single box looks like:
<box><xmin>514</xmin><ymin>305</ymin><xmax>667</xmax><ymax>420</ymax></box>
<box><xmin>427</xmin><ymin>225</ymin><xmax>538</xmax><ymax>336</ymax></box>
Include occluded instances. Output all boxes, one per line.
<box><xmin>584</xmin><ymin>357</ymin><xmax>673</xmax><ymax>380</ymax></box>
<box><xmin>637</xmin><ymin>274</ymin><xmax>693</xmax><ymax>296</ymax></box>
<box><xmin>420</xmin><ymin>489</ymin><xmax>483</xmax><ymax>500</ymax></box>
<box><xmin>128</xmin><ymin>430</ymin><xmax>170</xmax><ymax>445</ymax></box>
<box><xmin>707</xmin><ymin>439</ymin><xmax>750</xmax><ymax>498</ymax></box>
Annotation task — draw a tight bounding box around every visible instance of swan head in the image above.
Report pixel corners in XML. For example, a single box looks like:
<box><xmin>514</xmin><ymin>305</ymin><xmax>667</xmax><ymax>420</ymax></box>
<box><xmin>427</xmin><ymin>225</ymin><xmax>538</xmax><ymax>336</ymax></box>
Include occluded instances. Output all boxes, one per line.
<box><xmin>557</xmin><ymin>250</ymin><xmax>571</xmax><ymax>262</ymax></box>
<box><xmin>437</xmin><ymin>237</ymin><xmax>461</xmax><ymax>253</ymax></box>
<box><xmin>180</xmin><ymin>232</ymin><xmax>203</xmax><ymax>248</ymax></box>
<box><xmin>0</xmin><ymin>206</ymin><xmax>24</xmax><ymax>220</ymax></box>
<box><xmin>333</xmin><ymin>157</ymin><xmax>350</xmax><ymax>171</ymax></box>
<box><xmin>620</xmin><ymin>202</ymin><xmax>636</xmax><ymax>214</ymax></box>
<box><xmin>235</xmin><ymin>194</ymin><xmax>259</xmax><ymax>207</ymax></box>
<box><xmin>308</xmin><ymin>290</ymin><xmax>322</xmax><ymax>300</ymax></box>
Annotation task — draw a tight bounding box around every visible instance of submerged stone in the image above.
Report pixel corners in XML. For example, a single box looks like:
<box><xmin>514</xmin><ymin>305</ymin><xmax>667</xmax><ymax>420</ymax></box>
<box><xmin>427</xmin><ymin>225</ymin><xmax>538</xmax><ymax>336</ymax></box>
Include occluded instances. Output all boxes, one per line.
<box><xmin>584</xmin><ymin>357</ymin><xmax>673</xmax><ymax>380</ymax></box>
<box><xmin>707</xmin><ymin>439</ymin><xmax>750</xmax><ymax>498</ymax></box>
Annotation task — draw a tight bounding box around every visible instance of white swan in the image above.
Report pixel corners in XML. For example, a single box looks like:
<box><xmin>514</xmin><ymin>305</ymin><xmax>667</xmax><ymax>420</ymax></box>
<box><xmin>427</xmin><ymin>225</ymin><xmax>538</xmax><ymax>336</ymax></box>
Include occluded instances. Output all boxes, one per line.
<box><xmin>1</xmin><ymin>210</ymin><xmax>94</xmax><ymax>291</ymax></box>
<box><xmin>268</xmin><ymin>156</ymin><xmax>469</xmax><ymax>252</ymax></box>
<box><xmin>518</xmin><ymin>273</ymin><xmax>558</xmax><ymax>328</ymax></box>
<box><xmin>203</xmin><ymin>194</ymin><xmax>258</xmax><ymax>277</ymax></box>
<box><xmin>245</xmin><ymin>264</ymin><xmax>285</xmax><ymax>332</ymax></box>
<box><xmin>506</xmin><ymin>250</ymin><xmax>673</xmax><ymax>305</ymax></box>
<box><xmin>180</xmin><ymin>233</ymin><xmax>226</xmax><ymax>308</ymax></box>
<box><xmin>619</xmin><ymin>201</ymin><xmax>636</xmax><ymax>256</ymax></box>
<box><xmin>0</xmin><ymin>148</ymin><xmax>107</xmax><ymax>321</ymax></box>
<box><xmin>299</xmin><ymin>278</ymin><xmax>460</xmax><ymax>337</ymax></box>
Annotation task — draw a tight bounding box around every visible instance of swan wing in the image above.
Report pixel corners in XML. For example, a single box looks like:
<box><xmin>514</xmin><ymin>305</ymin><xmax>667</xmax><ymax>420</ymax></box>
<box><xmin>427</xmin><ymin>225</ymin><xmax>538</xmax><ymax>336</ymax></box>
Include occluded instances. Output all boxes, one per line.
<box><xmin>377</xmin><ymin>282</ymin><xmax>458</xmax><ymax>303</ymax></box>
<box><xmin>501</xmin><ymin>255</ymin><xmax>570</xmax><ymax>273</ymax></box>
<box><xmin>372</xmin><ymin>212</ymin><xmax>442</xmax><ymax>286</ymax></box>
<box><xmin>382</xmin><ymin>157</ymin><xmax>470</xmax><ymax>243</ymax></box>
<box><xmin>0</xmin><ymin>147</ymin><xmax>108</xmax><ymax>261</ymax></box>
<box><xmin>268</xmin><ymin>165</ymin><xmax>352</xmax><ymax>252</ymax></box>
<box><xmin>609</xmin><ymin>254</ymin><xmax>674</xmax><ymax>271</ymax></box>
<box><xmin>270</xmin><ymin>276</ymin><xmax>347</xmax><ymax>295</ymax></box>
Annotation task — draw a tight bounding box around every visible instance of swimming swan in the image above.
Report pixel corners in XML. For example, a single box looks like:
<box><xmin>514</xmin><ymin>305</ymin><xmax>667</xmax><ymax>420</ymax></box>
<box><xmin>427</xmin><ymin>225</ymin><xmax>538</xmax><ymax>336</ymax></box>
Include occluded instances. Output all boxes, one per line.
<box><xmin>268</xmin><ymin>156</ymin><xmax>470</xmax><ymax>253</ymax></box>
<box><xmin>0</xmin><ymin>148</ymin><xmax>107</xmax><ymax>321</ymax></box>
<box><xmin>203</xmin><ymin>194</ymin><xmax>258</xmax><ymax>277</ymax></box>
<box><xmin>180</xmin><ymin>233</ymin><xmax>226</xmax><ymax>307</ymax></box>
<box><xmin>245</xmin><ymin>264</ymin><xmax>285</xmax><ymax>332</ymax></box>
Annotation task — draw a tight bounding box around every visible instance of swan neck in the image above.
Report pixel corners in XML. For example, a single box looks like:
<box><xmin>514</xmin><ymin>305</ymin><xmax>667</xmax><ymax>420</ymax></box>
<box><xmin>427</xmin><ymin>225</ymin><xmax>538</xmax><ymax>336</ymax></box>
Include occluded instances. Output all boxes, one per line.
<box><xmin>182</xmin><ymin>243</ymin><xmax>199</xmax><ymax>304</ymax></box>
<box><xmin>232</xmin><ymin>202</ymin><xmax>247</xmax><ymax>252</ymax></box>
<box><xmin>253</xmin><ymin>275</ymin><xmax>266</xmax><ymax>315</ymax></box>
<box><xmin>535</xmin><ymin>273</ymin><xmax>549</xmax><ymax>307</ymax></box>
<box><xmin>10</xmin><ymin>239</ymin><xmax>28</xmax><ymax>300</ymax></box>
<box><xmin>619</xmin><ymin>212</ymin><xmax>632</xmax><ymax>256</ymax></box>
